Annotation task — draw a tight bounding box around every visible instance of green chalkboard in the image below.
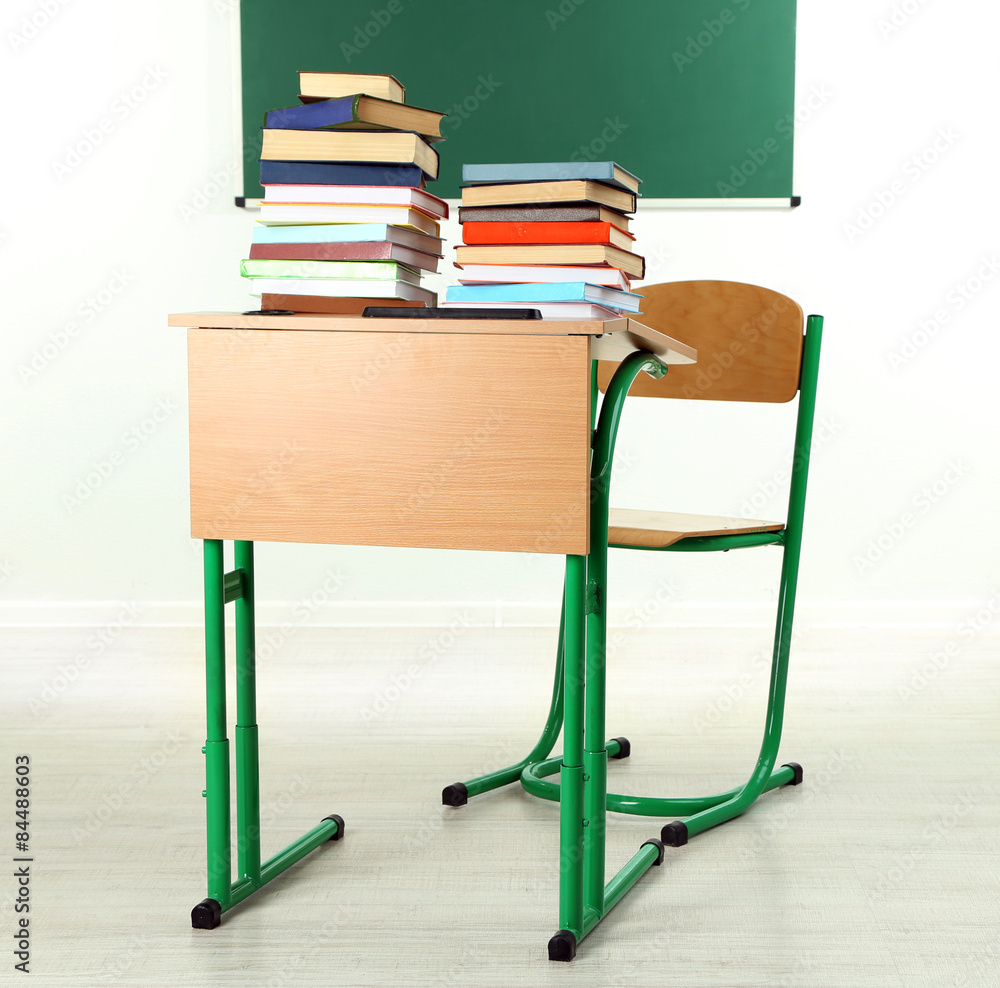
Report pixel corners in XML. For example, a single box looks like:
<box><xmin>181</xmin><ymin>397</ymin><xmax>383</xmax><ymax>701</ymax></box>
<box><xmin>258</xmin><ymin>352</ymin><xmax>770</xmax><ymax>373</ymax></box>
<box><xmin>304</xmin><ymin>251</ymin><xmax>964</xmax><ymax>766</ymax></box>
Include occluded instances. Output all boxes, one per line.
<box><xmin>240</xmin><ymin>0</ymin><xmax>796</xmax><ymax>201</ymax></box>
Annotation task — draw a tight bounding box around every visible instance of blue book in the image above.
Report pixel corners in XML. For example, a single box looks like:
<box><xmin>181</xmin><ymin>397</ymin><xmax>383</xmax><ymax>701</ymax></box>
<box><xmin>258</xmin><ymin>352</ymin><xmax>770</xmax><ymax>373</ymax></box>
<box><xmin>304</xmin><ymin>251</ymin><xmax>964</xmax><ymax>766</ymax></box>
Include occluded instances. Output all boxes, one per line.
<box><xmin>461</xmin><ymin>161</ymin><xmax>641</xmax><ymax>193</ymax></box>
<box><xmin>263</xmin><ymin>95</ymin><xmax>444</xmax><ymax>140</ymax></box>
<box><xmin>259</xmin><ymin>160</ymin><xmax>424</xmax><ymax>188</ymax></box>
<box><xmin>445</xmin><ymin>282</ymin><xmax>642</xmax><ymax>312</ymax></box>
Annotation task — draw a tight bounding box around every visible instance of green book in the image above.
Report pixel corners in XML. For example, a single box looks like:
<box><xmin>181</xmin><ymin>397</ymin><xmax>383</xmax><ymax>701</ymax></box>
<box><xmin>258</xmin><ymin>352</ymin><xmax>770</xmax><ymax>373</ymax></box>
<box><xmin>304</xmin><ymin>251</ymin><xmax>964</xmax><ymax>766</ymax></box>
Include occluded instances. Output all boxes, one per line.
<box><xmin>240</xmin><ymin>258</ymin><xmax>419</xmax><ymax>283</ymax></box>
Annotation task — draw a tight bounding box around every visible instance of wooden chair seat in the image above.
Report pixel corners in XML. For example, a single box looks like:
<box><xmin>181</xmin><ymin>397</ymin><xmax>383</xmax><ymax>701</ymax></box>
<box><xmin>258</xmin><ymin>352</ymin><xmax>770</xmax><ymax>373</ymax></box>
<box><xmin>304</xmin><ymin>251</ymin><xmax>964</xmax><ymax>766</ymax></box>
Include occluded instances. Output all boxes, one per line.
<box><xmin>607</xmin><ymin>507</ymin><xmax>784</xmax><ymax>548</ymax></box>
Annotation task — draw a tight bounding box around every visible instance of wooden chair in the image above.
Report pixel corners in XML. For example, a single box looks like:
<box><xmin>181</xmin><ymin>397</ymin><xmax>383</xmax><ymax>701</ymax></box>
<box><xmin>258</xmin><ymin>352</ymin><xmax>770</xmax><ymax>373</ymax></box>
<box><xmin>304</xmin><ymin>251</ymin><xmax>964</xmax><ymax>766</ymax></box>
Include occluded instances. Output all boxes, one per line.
<box><xmin>445</xmin><ymin>281</ymin><xmax>824</xmax><ymax>958</ymax></box>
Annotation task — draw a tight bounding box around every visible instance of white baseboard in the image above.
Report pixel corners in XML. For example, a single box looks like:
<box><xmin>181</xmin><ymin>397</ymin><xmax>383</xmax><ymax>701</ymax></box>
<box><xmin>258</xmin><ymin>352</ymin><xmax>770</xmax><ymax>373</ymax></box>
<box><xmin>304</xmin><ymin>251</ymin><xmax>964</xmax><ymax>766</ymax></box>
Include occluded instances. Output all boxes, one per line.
<box><xmin>0</xmin><ymin>599</ymin><xmax>994</xmax><ymax>630</ymax></box>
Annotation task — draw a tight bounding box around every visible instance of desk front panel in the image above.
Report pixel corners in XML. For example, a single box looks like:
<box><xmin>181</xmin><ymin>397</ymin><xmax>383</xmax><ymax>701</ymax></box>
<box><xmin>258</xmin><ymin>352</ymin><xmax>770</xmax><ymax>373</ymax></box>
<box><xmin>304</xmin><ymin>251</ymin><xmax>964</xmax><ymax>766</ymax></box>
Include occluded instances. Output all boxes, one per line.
<box><xmin>188</xmin><ymin>328</ymin><xmax>591</xmax><ymax>554</ymax></box>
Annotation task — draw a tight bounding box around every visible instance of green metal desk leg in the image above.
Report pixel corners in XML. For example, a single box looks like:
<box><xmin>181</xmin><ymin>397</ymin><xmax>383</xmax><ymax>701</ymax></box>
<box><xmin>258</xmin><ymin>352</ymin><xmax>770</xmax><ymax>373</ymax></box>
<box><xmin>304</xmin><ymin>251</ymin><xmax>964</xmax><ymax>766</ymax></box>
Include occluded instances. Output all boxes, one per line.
<box><xmin>548</xmin><ymin>351</ymin><xmax>672</xmax><ymax>960</ymax></box>
<box><xmin>191</xmin><ymin>540</ymin><xmax>344</xmax><ymax>930</ymax></box>
<box><xmin>234</xmin><ymin>541</ymin><xmax>261</xmax><ymax>887</ymax></box>
<box><xmin>548</xmin><ymin>554</ymin><xmax>587</xmax><ymax>961</ymax></box>
<box><xmin>192</xmin><ymin>540</ymin><xmax>231</xmax><ymax>929</ymax></box>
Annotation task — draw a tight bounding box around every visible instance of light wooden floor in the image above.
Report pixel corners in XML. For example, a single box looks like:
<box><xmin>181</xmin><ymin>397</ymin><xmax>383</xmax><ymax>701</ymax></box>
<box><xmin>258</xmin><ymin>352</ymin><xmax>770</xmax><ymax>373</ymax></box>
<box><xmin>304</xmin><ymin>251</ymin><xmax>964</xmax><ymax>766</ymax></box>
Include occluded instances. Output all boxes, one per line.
<box><xmin>4</xmin><ymin>623</ymin><xmax>998</xmax><ymax>987</ymax></box>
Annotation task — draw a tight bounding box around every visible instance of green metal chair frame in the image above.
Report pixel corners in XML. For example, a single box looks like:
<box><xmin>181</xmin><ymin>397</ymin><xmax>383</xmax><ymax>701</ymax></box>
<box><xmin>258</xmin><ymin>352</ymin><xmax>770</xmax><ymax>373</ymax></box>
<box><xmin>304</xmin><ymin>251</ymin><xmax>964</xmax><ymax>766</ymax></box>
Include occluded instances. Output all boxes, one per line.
<box><xmin>445</xmin><ymin>281</ymin><xmax>824</xmax><ymax>959</ymax></box>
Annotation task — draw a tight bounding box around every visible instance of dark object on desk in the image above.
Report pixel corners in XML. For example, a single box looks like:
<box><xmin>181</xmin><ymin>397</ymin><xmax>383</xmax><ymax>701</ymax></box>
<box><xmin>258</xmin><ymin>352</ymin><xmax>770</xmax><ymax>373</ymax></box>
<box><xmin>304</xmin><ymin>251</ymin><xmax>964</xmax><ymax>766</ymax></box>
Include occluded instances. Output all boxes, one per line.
<box><xmin>362</xmin><ymin>306</ymin><xmax>542</xmax><ymax>319</ymax></box>
<box><xmin>241</xmin><ymin>309</ymin><xmax>296</xmax><ymax>316</ymax></box>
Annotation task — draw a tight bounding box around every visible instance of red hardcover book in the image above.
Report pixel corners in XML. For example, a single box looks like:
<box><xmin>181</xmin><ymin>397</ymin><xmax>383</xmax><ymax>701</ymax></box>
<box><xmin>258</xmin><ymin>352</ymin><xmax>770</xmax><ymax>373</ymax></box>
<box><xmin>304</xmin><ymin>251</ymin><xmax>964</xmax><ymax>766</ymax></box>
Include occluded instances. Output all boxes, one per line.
<box><xmin>461</xmin><ymin>221</ymin><xmax>635</xmax><ymax>250</ymax></box>
<box><xmin>248</xmin><ymin>241</ymin><xmax>440</xmax><ymax>272</ymax></box>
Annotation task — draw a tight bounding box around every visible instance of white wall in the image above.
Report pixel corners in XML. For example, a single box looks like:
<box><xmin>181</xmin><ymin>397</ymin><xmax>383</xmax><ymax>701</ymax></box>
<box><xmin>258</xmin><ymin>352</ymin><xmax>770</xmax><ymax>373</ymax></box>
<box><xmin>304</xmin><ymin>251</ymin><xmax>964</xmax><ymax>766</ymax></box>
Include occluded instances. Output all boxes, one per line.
<box><xmin>2</xmin><ymin>0</ymin><xmax>997</xmax><ymax>627</ymax></box>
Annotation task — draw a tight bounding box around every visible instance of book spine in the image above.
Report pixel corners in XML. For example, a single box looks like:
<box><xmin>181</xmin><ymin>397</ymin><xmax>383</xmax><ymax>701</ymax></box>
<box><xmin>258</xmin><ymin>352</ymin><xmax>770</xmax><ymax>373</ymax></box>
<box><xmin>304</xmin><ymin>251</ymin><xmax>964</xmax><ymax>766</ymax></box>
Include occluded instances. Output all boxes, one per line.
<box><xmin>264</xmin><ymin>96</ymin><xmax>356</xmax><ymax>130</ymax></box>
<box><xmin>458</xmin><ymin>206</ymin><xmax>603</xmax><ymax>224</ymax></box>
<box><xmin>259</xmin><ymin>160</ymin><xmax>424</xmax><ymax>187</ymax></box>
<box><xmin>462</xmin><ymin>163</ymin><xmax>614</xmax><ymax>184</ymax></box>
<box><xmin>261</xmin><ymin>293</ymin><xmax>424</xmax><ymax>312</ymax></box>
<box><xmin>446</xmin><ymin>283</ymin><xmax>590</xmax><ymax>303</ymax></box>
<box><xmin>241</xmin><ymin>258</ymin><xmax>406</xmax><ymax>280</ymax></box>
<box><xmin>461</xmin><ymin>222</ymin><xmax>629</xmax><ymax>246</ymax></box>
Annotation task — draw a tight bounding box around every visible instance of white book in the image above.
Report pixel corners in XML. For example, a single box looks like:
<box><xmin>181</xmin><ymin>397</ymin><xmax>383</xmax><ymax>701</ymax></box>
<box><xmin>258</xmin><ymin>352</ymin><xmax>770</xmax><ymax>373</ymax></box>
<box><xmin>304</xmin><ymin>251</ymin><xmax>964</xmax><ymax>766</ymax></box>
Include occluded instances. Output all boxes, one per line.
<box><xmin>454</xmin><ymin>264</ymin><xmax>631</xmax><ymax>289</ymax></box>
<box><xmin>262</xmin><ymin>184</ymin><xmax>448</xmax><ymax>218</ymax></box>
<box><xmin>248</xmin><ymin>278</ymin><xmax>436</xmax><ymax>304</ymax></box>
<box><xmin>258</xmin><ymin>203</ymin><xmax>441</xmax><ymax>237</ymax></box>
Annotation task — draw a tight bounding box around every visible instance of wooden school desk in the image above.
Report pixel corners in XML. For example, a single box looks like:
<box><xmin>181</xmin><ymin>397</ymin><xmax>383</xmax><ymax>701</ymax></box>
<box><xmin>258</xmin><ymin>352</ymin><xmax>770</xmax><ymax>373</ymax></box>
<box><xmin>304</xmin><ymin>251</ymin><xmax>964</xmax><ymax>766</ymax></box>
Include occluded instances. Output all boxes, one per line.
<box><xmin>168</xmin><ymin>311</ymin><xmax>697</xmax><ymax>955</ymax></box>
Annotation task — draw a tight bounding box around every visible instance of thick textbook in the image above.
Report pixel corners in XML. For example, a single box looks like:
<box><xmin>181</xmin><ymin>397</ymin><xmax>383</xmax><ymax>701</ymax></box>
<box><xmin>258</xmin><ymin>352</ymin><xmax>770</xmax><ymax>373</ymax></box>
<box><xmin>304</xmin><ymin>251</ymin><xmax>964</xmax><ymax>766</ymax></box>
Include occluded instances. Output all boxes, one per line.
<box><xmin>249</xmin><ymin>241</ymin><xmax>440</xmax><ymax>272</ymax></box>
<box><xmin>240</xmin><ymin>258</ymin><xmax>421</xmax><ymax>284</ymax></box>
<box><xmin>298</xmin><ymin>71</ymin><xmax>404</xmax><ymax>103</ymax></box>
<box><xmin>461</xmin><ymin>221</ymin><xmax>634</xmax><ymax>250</ymax></box>
<box><xmin>258</xmin><ymin>202</ymin><xmax>441</xmax><ymax>237</ymax></box>
<box><xmin>259</xmin><ymin>160</ymin><xmax>424</xmax><ymax>188</ymax></box>
<box><xmin>444</xmin><ymin>281</ymin><xmax>641</xmax><ymax>312</ymax></box>
<box><xmin>261</xmin><ymin>129</ymin><xmax>439</xmax><ymax>180</ymax></box>
<box><xmin>460</xmin><ymin>180</ymin><xmax>635</xmax><ymax>212</ymax></box>
<box><xmin>248</xmin><ymin>277</ymin><xmax>435</xmax><ymax>304</ymax></box>
<box><xmin>262</xmin><ymin>184</ymin><xmax>448</xmax><ymax>218</ymax></box>
<box><xmin>265</xmin><ymin>95</ymin><xmax>445</xmax><ymax>140</ymax></box>
<box><xmin>457</xmin><ymin>203</ymin><xmax>630</xmax><ymax>231</ymax></box>
<box><xmin>251</xmin><ymin>222</ymin><xmax>442</xmax><ymax>254</ymax></box>
<box><xmin>453</xmin><ymin>243</ymin><xmax>645</xmax><ymax>279</ymax></box>
<box><xmin>462</xmin><ymin>161</ymin><xmax>640</xmax><ymax>193</ymax></box>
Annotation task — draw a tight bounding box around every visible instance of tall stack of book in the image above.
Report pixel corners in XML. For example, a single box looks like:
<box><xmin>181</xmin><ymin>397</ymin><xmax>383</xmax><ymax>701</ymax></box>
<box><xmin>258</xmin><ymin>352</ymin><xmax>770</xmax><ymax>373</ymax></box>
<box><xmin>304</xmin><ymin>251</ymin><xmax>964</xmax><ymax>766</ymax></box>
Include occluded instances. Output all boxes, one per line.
<box><xmin>443</xmin><ymin>162</ymin><xmax>644</xmax><ymax>318</ymax></box>
<box><xmin>242</xmin><ymin>72</ymin><xmax>448</xmax><ymax>313</ymax></box>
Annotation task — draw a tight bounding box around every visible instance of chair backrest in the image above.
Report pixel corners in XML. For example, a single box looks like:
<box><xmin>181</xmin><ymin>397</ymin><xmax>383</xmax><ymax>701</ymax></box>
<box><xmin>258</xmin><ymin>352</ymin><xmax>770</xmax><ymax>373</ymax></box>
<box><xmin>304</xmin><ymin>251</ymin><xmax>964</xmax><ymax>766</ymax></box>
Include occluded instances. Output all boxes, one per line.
<box><xmin>597</xmin><ymin>281</ymin><xmax>804</xmax><ymax>403</ymax></box>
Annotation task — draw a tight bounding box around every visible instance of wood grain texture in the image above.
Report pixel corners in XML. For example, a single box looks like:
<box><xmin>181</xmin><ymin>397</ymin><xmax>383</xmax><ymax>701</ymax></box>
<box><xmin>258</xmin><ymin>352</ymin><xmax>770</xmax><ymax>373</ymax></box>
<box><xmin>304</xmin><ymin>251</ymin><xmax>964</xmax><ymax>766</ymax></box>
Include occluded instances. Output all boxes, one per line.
<box><xmin>170</xmin><ymin>313</ymin><xmax>698</xmax><ymax>366</ymax></box>
<box><xmin>597</xmin><ymin>281</ymin><xmax>804</xmax><ymax>402</ymax></box>
<box><xmin>608</xmin><ymin>507</ymin><xmax>784</xmax><ymax>548</ymax></box>
<box><xmin>590</xmin><ymin>318</ymin><xmax>697</xmax><ymax>365</ymax></box>
<box><xmin>188</xmin><ymin>329</ymin><xmax>591</xmax><ymax>553</ymax></box>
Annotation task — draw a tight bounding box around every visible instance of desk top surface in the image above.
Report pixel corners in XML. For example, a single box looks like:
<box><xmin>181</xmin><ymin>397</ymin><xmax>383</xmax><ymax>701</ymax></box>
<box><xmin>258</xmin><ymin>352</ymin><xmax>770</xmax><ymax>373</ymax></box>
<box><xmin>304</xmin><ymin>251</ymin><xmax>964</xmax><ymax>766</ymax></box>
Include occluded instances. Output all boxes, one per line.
<box><xmin>168</xmin><ymin>312</ymin><xmax>697</xmax><ymax>365</ymax></box>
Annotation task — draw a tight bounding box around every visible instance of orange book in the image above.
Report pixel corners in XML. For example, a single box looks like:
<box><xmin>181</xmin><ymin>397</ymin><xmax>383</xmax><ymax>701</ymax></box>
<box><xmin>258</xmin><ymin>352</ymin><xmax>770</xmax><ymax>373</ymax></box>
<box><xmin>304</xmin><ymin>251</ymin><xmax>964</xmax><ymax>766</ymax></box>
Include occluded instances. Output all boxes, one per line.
<box><xmin>461</xmin><ymin>221</ymin><xmax>634</xmax><ymax>250</ymax></box>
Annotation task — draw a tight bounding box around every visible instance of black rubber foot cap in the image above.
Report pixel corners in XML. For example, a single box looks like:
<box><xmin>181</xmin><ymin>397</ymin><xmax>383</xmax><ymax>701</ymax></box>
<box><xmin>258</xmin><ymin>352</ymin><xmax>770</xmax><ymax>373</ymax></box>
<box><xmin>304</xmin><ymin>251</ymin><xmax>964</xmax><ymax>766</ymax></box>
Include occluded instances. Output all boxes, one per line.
<box><xmin>641</xmin><ymin>838</ymin><xmax>665</xmax><ymax>866</ymax></box>
<box><xmin>661</xmin><ymin>820</ymin><xmax>689</xmax><ymax>847</ymax></box>
<box><xmin>610</xmin><ymin>737</ymin><xmax>631</xmax><ymax>759</ymax></box>
<box><xmin>782</xmin><ymin>762</ymin><xmax>804</xmax><ymax>785</ymax></box>
<box><xmin>191</xmin><ymin>898</ymin><xmax>222</xmax><ymax>929</ymax></box>
<box><xmin>322</xmin><ymin>814</ymin><xmax>345</xmax><ymax>840</ymax></box>
<box><xmin>548</xmin><ymin>929</ymin><xmax>578</xmax><ymax>961</ymax></box>
<box><xmin>442</xmin><ymin>783</ymin><xmax>469</xmax><ymax>807</ymax></box>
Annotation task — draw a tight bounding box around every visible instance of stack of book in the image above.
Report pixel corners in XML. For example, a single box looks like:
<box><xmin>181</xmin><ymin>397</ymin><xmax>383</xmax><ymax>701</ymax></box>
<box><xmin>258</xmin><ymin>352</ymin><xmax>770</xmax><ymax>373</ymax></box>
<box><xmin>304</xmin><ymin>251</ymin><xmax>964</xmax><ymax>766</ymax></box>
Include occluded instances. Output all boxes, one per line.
<box><xmin>242</xmin><ymin>72</ymin><xmax>448</xmax><ymax>312</ymax></box>
<box><xmin>443</xmin><ymin>162</ymin><xmax>644</xmax><ymax>318</ymax></box>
